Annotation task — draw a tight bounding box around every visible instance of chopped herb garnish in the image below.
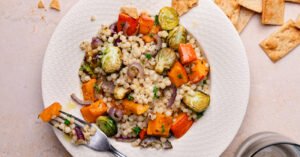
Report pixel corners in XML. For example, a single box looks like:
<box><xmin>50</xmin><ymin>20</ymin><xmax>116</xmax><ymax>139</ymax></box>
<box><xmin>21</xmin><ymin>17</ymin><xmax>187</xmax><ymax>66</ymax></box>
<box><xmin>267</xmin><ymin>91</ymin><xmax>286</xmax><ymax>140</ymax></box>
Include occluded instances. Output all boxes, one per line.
<box><xmin>177</xmin><ymin>74</ymin><xmax>183</xmax><ymax>79</ymax></box>
<box><xmin>196</xmin><ymin>112</ymin><xmax>204</xmax><ymax>119</ymax></box>
<box><xmin>153</xmin><ymin>86</ymin><xmax>159</xmax><ymax>99</ymax></box>
<box><xmin>203</xmin><ymin>80</ymin><xmax>207</xmax><ymax>84</ymax></box>
<box><xmin>80</xmin><ymin>63</ymin><xmax>94</xmax><ymax>76</ymax></box>
<box><xmin>161</xmin><ymin>124</ymin><xmax>165</xmax><ymax>133</ymax></box>
<box><xmin>127</xmin><ymin>95</ymin><xmax>134</xmax><ymax>101</ymax></box>
<box><xmin>64</xmin><ymin>119</ymin><xmax>70</xmax><ymax>125</ymax></box>
<box><xmin>149</xmin><ymin>33</ymin><xmax>154</xmax><ymax>38</ymax></box>
<box><xmin>132</xmin><ymin>126</ymin><xmax>141</xmax><ymax>135</ymax></box>
<box><xmin>154</xmin><ymin>15</ymin><xmax>159</xmax><ymax>26</ymax></box>
<box><xmin>94</xmin><ymin>84</ymin><xmax>101</xmax><ymax>93</ymax></box>
<box><xmin>145</xmin><ymin>53</ymin><xmax>152</xmax><ymax>60</ymax></box>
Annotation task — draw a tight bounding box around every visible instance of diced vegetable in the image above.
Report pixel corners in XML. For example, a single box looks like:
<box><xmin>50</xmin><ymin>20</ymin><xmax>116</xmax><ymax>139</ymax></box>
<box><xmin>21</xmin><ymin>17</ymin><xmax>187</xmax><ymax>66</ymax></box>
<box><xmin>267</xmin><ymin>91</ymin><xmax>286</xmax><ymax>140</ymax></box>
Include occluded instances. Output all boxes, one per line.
<box><xmin>158</xmin><ymin>7</ymin><xmax>179</xmax><ymax>30</ymax></box>
<box><xmin>117</xmin><ymin>13</ymin><xmax>139</xmax><ymax>36</ymax></box>
<box><xmin>171</xmin><ymin>113</ymin><xmax>193</xmax><ymax>138</ymax></box>
<box><xmin>101</xmin><ymin>45</ymin><xmax>122</xmax><ymax>73</ymax></box>
<box><xmin>147</xmin><ymin>113</ymin><xmax>172</xmax><ymax>137</ymax></box>
<box><xmin>139</xmin><ymin>129</ymin><xmax>147</xmax><ymax>140</ymax></box>
<box><xmin>178</xmin><ymin>43</ymin><xmax>197</xmax><ymax>64</ymax></box>
<box><xmin>149</xmin><ymin>25</ymin><xmax>161</xmax><ymax>34</ymax></box>
<box><xmin>142</xmin><ymin>35</ymin><xmax>154</xmax><ymax>43</ymax></box>
<box><xmin>39</xmin><ymin>102</ymin><xmax>62</xmax><ymax>122</ymax></box>
<box><xmin>96</xmin><ymin>116</ymin><xmax>117</xmax><ymax>137</ymax></box>
<box><xmin>139</xmin><ymin>13</ymin><xmax>154</xmax><ymax>35</ymax></box>
<box><xmin>122</xmin><ymin>100</ymin><xmax>149</xmax><ymax>115</ymax></box>
<box><xmin>113</xmin><ymin>86</ymin><xmax>129</xmax><ymax>100</ymax></box>
<box><xmin>183</xmin><ymin>91</ymin><xmax>210</xmax><ymax>113</ymax></box>
<box><xmin>168</xmin><ymin>61</ymin><xmax>188</xmax><ymax>87</ymax></box>
<box><xmin>188</xmin><ymin>59</ymin><xmax>209</xmax><ymax>84</ymax></box>
<box><xmin>155</xmin><ymin>48</ymin><xmax>177</xmax><ymax>74</ymax></box>
<box><xmin>80</xmin><ymin>99</ymin><xmax>107</xmax><ymax>123</ymax></box>
<box><xmin>167</xmin><ymin>25</ymin><xmax>187</xmax><ymax>50</ymax></box>
<box><xmin>82</xmin><ymin>79</ymin><xmax>96</xmax><ymax>101</ymax></box>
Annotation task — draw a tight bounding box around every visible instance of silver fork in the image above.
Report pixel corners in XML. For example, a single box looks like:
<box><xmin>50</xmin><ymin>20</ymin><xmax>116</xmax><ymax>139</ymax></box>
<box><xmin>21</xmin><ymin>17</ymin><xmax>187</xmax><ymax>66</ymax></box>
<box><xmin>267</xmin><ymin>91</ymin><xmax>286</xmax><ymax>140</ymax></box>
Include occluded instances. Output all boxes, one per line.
<box><xmin>49</xmin><ymin>111</ymin><xmax>127</xmax><ymax>157</ymax></box>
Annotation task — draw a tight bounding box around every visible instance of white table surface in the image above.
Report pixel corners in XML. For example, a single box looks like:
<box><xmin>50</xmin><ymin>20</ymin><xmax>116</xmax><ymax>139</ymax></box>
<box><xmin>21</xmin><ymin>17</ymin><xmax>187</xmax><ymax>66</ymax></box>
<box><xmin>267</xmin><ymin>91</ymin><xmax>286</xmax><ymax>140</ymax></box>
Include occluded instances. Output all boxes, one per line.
<box><xmin>0</xmin><ymin>0</ymin><xmax>299</xmax><ymax>156</ymax></box>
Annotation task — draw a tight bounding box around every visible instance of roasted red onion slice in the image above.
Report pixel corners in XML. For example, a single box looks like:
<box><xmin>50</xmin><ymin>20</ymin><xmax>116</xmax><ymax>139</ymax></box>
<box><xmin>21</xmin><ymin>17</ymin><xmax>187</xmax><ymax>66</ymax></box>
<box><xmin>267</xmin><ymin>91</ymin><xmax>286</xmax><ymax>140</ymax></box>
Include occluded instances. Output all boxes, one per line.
<box><xmin>164</xmin><ymin>85</ymin><xmax>177</xmax><ymax>107</ymax></box>
<box><xmin>127</xmin><ymin>63</ymin><xmax>144</xmax><ymax>79</ymax></box>
<box><xmin>74</xmin><ymin>126</ymin><xmax>85</xmax><ymax>141</ymax></box>
<box><xmin>109</xmin><ymin>22</ymin><xmax>117</xmax><ymax>33</ymax></box>
<box><xmin>122</xmin><ymin>22</ymin><xmax>129</xmax><ymax>36</ymax></box>
<box><xmin>108</xmin><ymin>107</ymin><xmax>123</xmax><ymax>121</ymax></box>
<box><xmin>70</xmin><ymin>93</ymin><xmax>92</xmax><ymax>106</ymax></box>
<box><xmin>101</xmin><ymin>80</ymin><xmax>115</xmax><ymax>94</ymax></box>
<box><xmin>154</xmin><ymin>34</ymin><xmax>162</xmax><ymax>51</ymax></box>
<box><xmin>91</xmin><ymin>37</ymin><xmax>103</xmax><ymax>49</ymax></box>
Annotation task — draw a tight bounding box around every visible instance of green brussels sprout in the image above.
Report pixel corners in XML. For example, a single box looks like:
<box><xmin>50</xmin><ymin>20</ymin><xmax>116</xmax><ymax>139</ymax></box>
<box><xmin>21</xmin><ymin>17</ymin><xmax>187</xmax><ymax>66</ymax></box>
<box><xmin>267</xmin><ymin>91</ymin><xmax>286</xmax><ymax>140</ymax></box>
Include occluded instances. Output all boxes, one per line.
<box><xmin>113</xmin><ymin>86</ymin><xmax>129</xmax><ymax>100</ymax></box>
<box><xmin>183</xmin><ymin>91</ymin><xmax>210</xmax><ymax>113</ymax></box>
<box><xmin>101</xmin><ymin>45</ymin><xmax>122</xmax><ymax>73</ymax></box>
<box><xmin>155</xmin><ymin>48</ymin><xmax>176</xmax><ymax>74</ymax></box>
<box><xmin>158</xmin><ymin>7</ymin><xmax>179</xmax><ymax>30</ymax></box>
<box><xmin>167</xmin><ymin>25</ymin><xmax>187</xmax><ymax>50</ymax></box>
<box><xmin>96</xmin><ymin>116</ymin><xmax>118</xmax><ymax>137</ymax></box>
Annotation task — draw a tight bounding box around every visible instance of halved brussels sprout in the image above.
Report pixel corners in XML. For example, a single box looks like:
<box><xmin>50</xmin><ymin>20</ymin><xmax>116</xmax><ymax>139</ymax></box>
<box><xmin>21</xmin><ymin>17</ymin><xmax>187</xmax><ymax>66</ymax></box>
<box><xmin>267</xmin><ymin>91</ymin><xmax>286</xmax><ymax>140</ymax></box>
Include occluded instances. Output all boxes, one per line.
<box><xmin>158</xmin><ymin>7</ymin><xmax>179</xmax><ymax>30</ymax></box>
<box><xmin>96</xmin><ymin>116</ymin><xmax>118</xmax><ymax>137</ymax></box>
<box><xmin>101</xmin><ymin>45</ymin><xmax>122</xmax><ymax>73</ymax></box>
<box><xmin>114</xmin><ymin>86</ymin><xmax>129</xmax><ymax>100</ymax></box>
<box><xmin>155</xmin><ymin>48</ymin><xmax>177</xmax><ymax>74</ymax></box>
<box><xmin>167</xmin><ymin>25</ymin><xmax>187</xmax><ymax>50</ymax></box>
<box><xmin>183</xmin><ymin>91</ymin><xmax>210</xmax><ymax>113</ymax></box>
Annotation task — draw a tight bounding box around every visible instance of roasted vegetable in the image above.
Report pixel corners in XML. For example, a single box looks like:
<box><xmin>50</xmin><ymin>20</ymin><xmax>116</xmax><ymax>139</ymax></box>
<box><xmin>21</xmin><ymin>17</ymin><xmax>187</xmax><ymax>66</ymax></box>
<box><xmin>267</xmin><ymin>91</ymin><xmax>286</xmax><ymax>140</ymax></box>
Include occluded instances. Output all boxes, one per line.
<box><xmin>123</xmin><ymin>100</ymin><xmax>149</xmax><ymax>115</ymax></box>
<box><xmin>101</xmin><ymin>45</ymin><xmax>122</xmax><ymax>73</ymax></box>
<box><xmin>147</xmin><ymin>113</ymin><xmax>172</xmax><ymax>137</ymax></box>
<box><xmin>178</xmin><ymin>43</ymin><xmax>197</xmax><ymax>64</ymax></box>
<box><xmin>117</xmin><ymin>13</ymin><xmax>139</xmax><ymax>36</ymax></box>
<box><xmin>155</xmin><ymin>48</ymin><xmax>177</xmax><ymax>74</ymax></box>
<box><xmin>158</xmin><ymin>7</ymin><xmax>179</xmax><ymax>30</ymax></box>
<box><xmin>82</xmin><ymin>79</ymin><xmax>96</xmax><ymax>101</ymax></box>
<box><xmin>171</xmin><ymin>113</ymin><xmax>193</xmax><ymax>138</ymax></box>
<box><xmin>189</xmin><ymin>59</ymin><xmax>209</xmax><ymax>84</ymax></box>
<box><xmin>114</xmin><ymin>86</ymin><xmax>129</xmax><ymax>100</ymax></box>
<box><xmin>80</xmin><ymin>99</ymin><xmax>107</xmax><ymax>123</ymax></box>
<box><xmin>39</xmin><ymin>102</ymin><xmax>62</xmax><ymax>122</ymax></box>
<box><xmin>139</xmin><ymin>13</ymin><xmax>154</xmax><ymax>35</ymax></box>
<box><xmin>168</xmin><ymin>61</ymin><xmax>188</xmax><ymax>87</ymax></box>
<box><xmin>167</xmin><ymin>25</ymin><xmax>187</xmax><ymax>50</ymax></box>
<box><xmin>183</xmin><ymin>91</ymin><xmax>210</xmax><ymax>113</ymax></box>
<box><xmin>139</xmin><ymin>129</ymin><xmax>147</xmax><ymax>140</ymax></box>
<box><xmin>96</xmin><ymin>116</ymin><xmax>117</xmax><ymax>137</ymax></box>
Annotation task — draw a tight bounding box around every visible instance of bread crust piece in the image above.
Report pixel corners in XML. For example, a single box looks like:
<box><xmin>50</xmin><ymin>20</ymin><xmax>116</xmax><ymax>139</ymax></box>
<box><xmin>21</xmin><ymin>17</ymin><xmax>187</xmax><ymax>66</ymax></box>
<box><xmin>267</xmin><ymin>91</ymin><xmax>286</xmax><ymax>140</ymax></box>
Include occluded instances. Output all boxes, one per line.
<box><xmin>285</xmin><ymin>0</ymin><xmax>300</xmax><ymax>3</ymax></box>
<box><xmin>260</xmin><ymin>20</ymin><xmax>300</xmax><ymax>62</ymax></box>
<box><xmin>237</xmin><ymin>0</ymin><xmax>262</xmax><ymax>13</ymax></box>
<box><xmin>236</xmin><ymin>7</ymin><xmax>255</xmax><ymax>33</ymax></box>
<box><xmin>215</xmin><ymin>0</ymin><xmax>240</xmax><ymax>27</ymax></box>
<box><xmin>172</xmin><ymin>0</ymin><xmax>198</xmax><ymax>16</ymax></box>
<box><xmin>262</xmin><ymin>0</ymin><xmax>285</xmax><ymax>25</ymax></box>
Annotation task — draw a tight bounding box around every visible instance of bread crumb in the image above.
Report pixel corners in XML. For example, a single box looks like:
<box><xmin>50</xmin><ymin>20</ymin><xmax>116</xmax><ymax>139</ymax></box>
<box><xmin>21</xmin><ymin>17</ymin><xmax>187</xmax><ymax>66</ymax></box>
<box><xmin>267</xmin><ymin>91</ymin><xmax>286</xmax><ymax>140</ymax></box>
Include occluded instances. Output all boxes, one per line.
<box><xmin>37</xmin><ymin>0</ymin><xmax>45</xmax><ymax>9</ymax></box>
<box><xmin>91</xmin><ymin>15</ymin><xmax>96</xmax><ymax>22</ymax></box>
<box><xmin>50</xmin><ymin>0</ymin><xmax>61</xmax><ymax>11</ymax></box>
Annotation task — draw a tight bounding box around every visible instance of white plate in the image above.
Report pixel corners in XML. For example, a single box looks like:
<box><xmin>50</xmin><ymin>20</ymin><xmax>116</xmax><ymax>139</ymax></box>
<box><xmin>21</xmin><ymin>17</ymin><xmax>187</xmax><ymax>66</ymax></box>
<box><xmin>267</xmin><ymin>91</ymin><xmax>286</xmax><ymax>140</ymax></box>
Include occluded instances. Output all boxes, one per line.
<box><xmin>42</xmin><ymin>0</ymin><xmax>250</xmax><ymax>156</ymax></box>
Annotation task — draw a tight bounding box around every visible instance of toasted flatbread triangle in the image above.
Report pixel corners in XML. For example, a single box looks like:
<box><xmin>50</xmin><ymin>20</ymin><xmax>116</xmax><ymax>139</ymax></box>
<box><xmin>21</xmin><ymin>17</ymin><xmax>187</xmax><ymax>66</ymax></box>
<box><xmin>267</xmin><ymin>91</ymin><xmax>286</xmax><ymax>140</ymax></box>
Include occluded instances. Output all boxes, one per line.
<box><xmin>37</xmin><ymin>0</ymin><xmax>45</xmax><ymax>9</ymax></box>
<box><xmin>50</xmin><ymin>0</ymin><xmax>60</xmax><ymax>11</ymax></box>
<box><xmin>236</xmin><ymin>7</ymin><xmax>255</xmax><ymax>33</ymax></box>
<box><xmin>215</xmin><ymin>0</ymin><xmax>240</xmax><ymax>26</ymax></box>
<box><xmin>237</xmin><ymin>0</ymin><xmax>262</xmax><ymax>13</ymax></box>
<box><xmin>286</xmin><ymin>0</ymin><xmax>300</xmax><ymax>3</ymax></box>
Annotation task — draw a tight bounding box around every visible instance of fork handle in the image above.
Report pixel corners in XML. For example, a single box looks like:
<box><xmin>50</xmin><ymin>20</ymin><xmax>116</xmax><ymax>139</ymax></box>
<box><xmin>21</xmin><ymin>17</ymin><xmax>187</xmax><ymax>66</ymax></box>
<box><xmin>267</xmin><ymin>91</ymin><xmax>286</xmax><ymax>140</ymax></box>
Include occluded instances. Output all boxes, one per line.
<box><xmin>109</xmin><ymin>145</ymin><xmax>127</xmax><ymax>157</ymax></box>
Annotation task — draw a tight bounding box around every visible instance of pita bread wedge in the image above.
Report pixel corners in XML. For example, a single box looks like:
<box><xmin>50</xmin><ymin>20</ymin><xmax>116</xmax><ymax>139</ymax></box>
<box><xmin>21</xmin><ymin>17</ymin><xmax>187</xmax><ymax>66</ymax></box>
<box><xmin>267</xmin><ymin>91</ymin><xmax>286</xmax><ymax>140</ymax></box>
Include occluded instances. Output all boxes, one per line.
<box><xmin>296</xmin><ymin>15</ymin><xmax>300</xmax><ymax>29</ymax></box>
<box><xmin>260</xmin><ymin>20</ymin><xmax>300</xmax><ymax>62</ymax></box>
<box><xmin>237</xmin><ymin>0</ymin><xmax>262</xmax><ymax>13</ymax></box>
<box><xmin>262</xmin><ymin>0</ymin><xmax>285</xmax><ymax>25</ymax></box>
<box><xmin>236</xmin><ymin>7</ymin><xmax>255</xmax><ymax>33</ymax></box>
<box><xmin>172</xmin><ymin>0</ymin><xmax>198</xmax><ymax>16</ymax></box>
<box><xmin>50</xmin><ymin>0</ymin><xmax>60</xmax><ymax>11</ymax></box>
<box><xmin>37</xmin><ymin>0</ymin><xmax>45</xmax><ymax>9</ymax></box>
<box><xmin>285</xmin><ymin>0</ymin><xmax>300</xmax><ymax>3</ymax></box>
<box><xmin>120</xmin><ymin>7</ymin><xmax>139</xmax><ymax>19</ymax></box>
<box><xmin>215</xmin><ymin>0</ymin><xmax>240</xmax><ymax>26</ymax></box>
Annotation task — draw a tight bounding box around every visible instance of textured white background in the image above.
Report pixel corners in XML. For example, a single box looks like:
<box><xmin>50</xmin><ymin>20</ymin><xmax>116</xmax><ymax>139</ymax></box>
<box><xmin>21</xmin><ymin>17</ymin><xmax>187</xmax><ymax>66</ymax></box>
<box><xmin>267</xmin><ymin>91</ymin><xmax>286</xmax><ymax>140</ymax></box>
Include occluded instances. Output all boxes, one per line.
<box><xmin>0</xmin><ymin>0</ymin><xmax>299</xmax><ymax>157</ymax></box>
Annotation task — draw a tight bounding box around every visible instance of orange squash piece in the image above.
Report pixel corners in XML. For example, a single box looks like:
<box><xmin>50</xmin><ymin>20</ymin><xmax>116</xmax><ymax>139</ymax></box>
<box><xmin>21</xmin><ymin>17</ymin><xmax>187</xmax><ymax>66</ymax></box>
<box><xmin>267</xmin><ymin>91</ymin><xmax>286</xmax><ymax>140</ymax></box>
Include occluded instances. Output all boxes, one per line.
<box><xmin>147</xmin><ymin>113</ymin><xmax>173</xmax><ymax>137</ymax></box>
<box><xmin>168</xmin><ymin>61</ymin><xmax>189</xmax><ymax>87</ymax></box>
<box><xmin>80</xmin><ymin>99</ymin><xmax>107</xmax><ymax>123</ymax></box>
<box><xmin>139</xmin><ymin>13</ymin><xmax>154</xmax><ymax>35</ymax></box>
<box><xmin>142</xmin><ymin>35</ymin><xmax>154</xmax><ymax>43</ymax></box>
<box><xmin>81</xmin><ymin>79</ymin><xmax>96</xmax><ymax>102</ymax></box>
<box><xmin>178</xmin><ymin>44</ymin><xmax>197</xmax><ymax>65</ymax></box>
<box><xmin>39</xmin><ymin>102</ymin><xmax>62</xmax><ymax>122</ymax></box>
<box><xmin>171</xmin><ymin>113</ymin><xmax>193</xmax><ymax>138</ymax></box>
<box><xmin>123</xmin><ymin>100</ymin><xmax>149</xmax><ymax>115</ymax></box>
<box><xmin>188</xmin><ymin>59</ymin><xmax>209</xmax><ymax>84</ymax></box>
